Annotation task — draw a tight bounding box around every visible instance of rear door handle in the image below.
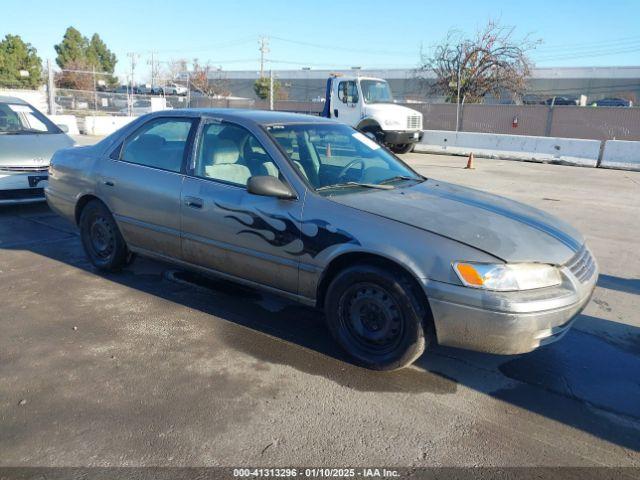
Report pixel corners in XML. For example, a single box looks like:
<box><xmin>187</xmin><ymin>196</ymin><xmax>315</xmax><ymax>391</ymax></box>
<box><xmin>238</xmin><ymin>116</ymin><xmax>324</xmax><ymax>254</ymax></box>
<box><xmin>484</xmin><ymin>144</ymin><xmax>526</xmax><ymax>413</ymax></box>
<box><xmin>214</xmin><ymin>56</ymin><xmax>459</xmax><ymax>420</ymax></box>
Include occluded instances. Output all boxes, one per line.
<box><xmin>184</xmin><ymin>196</ymin><xmax>203</xmax><ymax>209</ymax></box>
<box><xmin>104</xmin><ymin>180</ymin><xmax>115</xmax><ymax>187</ymax></box>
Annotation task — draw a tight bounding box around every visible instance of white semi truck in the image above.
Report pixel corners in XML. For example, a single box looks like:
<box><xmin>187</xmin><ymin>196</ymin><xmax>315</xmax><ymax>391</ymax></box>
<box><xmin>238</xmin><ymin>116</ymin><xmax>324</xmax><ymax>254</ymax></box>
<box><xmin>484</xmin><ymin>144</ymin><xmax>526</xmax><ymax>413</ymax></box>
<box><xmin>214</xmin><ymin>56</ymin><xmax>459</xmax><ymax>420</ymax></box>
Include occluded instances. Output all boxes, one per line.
<box><xmin>320</xmin><ymin>74</ymin><xmax>423</xmax><ymax>153</ymax></box>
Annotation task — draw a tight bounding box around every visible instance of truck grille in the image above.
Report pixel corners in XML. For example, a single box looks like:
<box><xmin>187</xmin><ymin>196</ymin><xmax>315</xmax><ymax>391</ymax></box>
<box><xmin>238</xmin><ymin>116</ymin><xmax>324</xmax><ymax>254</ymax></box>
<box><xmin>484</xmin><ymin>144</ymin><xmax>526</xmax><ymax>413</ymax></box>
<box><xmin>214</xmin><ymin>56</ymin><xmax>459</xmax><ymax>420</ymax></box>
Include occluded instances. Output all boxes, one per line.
<box><xmin>565</xmin><ymin>246</ymin><xmax>596</xmax><ymax>283</ymax></box>
<box><xmin>407</xmin><ymin>115</ymin><xmax>422</xmax><ymax>130</ymax></box>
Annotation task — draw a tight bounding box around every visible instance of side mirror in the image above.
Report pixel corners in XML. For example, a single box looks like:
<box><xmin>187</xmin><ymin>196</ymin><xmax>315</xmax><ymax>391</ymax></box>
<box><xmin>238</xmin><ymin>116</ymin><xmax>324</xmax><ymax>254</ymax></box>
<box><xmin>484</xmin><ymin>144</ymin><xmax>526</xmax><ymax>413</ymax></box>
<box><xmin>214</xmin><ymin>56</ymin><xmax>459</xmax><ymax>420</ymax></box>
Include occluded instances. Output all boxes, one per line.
<box><xmin>56</xmin><ymin>123</ymin><xmax>69</xmax><ymax>133</ymax></box>
<box><xmin>247</xmin><ymin>176</ymin><xmax>296</xmax><ymax>200</ymax></box>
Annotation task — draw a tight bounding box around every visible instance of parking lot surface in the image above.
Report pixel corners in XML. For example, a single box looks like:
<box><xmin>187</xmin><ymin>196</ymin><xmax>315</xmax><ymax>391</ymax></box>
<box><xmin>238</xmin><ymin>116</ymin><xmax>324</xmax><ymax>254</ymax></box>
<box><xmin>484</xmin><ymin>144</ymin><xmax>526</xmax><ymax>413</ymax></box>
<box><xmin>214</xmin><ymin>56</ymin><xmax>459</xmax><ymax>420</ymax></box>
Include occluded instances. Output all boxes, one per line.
<box><xmin>1</xmin><ymin>148</ymin><xmax>639</xmax><ymax>468</ymax></box>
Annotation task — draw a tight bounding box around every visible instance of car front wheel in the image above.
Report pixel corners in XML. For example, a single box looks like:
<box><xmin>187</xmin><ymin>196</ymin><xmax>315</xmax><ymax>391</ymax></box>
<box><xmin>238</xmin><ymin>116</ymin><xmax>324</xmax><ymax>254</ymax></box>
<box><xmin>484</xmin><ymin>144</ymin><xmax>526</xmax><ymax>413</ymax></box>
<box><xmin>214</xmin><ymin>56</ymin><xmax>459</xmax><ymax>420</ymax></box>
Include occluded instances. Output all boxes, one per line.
<box><xmin>79</xmin><ymin>199</ymin><xmax>129</xmax><ymax>272</ymax></box>
<box><xmin>324</xmin><ymin>264</ymin><xmax>428</xmax><ymax>370</ymax></box>
<box><xmin>390</xmin><ymin>143</ymin><xmax>414</xmax><ymax>154</ymax></box>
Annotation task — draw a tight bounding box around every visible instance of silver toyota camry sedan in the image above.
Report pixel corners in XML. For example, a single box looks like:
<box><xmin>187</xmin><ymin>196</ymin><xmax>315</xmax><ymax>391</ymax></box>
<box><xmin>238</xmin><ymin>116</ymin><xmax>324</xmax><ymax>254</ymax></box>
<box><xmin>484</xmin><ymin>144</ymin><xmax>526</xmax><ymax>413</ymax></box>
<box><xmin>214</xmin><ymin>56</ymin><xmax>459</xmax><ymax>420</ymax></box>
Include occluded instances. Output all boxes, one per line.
<box><xmin>46</xmin><ymin>109</ymin><xmax>597</xmax><ymax>370</ymax></box>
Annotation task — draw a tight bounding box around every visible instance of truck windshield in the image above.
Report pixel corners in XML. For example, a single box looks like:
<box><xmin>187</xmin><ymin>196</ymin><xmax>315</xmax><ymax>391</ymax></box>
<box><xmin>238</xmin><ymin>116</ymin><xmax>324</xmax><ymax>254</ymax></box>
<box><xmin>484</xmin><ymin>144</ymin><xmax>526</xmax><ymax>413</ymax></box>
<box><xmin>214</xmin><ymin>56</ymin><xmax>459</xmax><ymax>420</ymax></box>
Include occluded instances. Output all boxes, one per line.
<box><xmin>360</xmin><ymin>80</ymin><xmax>394</xmax><ymax>104</ymax></box>
<box><xmin>266</xmin><ymin>123</ymin><xmax>422</xmax><ymax>193</ymax></box>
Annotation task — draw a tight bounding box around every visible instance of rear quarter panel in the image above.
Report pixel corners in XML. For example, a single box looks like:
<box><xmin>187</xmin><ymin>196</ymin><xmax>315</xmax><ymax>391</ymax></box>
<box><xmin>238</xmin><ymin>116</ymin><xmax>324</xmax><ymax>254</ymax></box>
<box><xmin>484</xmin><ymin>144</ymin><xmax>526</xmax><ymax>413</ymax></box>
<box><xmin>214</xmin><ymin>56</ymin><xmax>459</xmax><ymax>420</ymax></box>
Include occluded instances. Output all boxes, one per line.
<box><xmin>46</xmin><ymin>146</ymin><xmax>100</xmax><ymax>223</ymax></box>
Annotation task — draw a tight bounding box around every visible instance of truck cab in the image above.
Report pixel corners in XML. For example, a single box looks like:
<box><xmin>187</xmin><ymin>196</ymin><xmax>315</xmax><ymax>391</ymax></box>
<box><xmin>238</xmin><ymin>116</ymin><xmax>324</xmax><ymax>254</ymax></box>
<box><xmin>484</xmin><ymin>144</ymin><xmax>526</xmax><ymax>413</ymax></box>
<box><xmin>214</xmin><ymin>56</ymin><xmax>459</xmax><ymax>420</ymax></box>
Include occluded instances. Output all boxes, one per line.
<box><xmin>321</xmin><ymin>75</ymin><xmax>423</xmax><ymax>154</ymax></box>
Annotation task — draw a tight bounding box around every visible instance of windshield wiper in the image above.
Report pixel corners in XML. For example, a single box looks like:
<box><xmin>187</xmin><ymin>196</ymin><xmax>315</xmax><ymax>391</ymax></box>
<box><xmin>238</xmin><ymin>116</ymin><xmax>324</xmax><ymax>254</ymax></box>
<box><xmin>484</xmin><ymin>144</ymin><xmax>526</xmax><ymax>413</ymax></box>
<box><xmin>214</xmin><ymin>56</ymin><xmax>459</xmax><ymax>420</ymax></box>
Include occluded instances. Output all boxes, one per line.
<box><xmin>316</xmin><ymin>182</ymin><xmax>395</xmax><ymax>192</ymax></box>
<box><xmin>3</xmin><ymin>129</ymin><xmax>50</xmax><ymax>135</ymax></box>
<box><xmin>378</xmin><ymin>175</ymin><xmax>421</xmax><ymax>185</ymax></box>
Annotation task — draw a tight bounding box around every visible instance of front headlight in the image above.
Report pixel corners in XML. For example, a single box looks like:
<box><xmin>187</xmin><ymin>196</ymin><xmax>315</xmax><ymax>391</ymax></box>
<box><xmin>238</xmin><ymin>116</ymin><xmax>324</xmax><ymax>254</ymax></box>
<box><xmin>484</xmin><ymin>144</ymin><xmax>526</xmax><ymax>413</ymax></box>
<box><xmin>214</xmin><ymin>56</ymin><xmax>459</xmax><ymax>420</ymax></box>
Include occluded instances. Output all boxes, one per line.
<box><xmin>453</xmin><ymin>262</ymin><xmax>562</xmax><ymax>291</ymax></box>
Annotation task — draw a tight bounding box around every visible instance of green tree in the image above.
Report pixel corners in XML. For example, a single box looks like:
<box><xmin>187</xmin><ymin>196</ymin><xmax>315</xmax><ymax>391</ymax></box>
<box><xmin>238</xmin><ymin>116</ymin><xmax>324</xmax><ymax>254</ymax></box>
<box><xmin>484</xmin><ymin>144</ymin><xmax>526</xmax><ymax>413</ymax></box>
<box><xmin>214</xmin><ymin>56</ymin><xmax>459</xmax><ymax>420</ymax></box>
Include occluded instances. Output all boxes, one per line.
<box><xmin>0</xmin><ymin>34</ymin><xmax>43</xmax><ymax>89</ymax></box>
<box><xmin>54</xmin><ymin>27</ymin><xmax>87</xmax><ymax>69</ymax></box>
<box><xmin>86</xmin><ymin>34</ymin><xmax>117</xmax><ymax>73</ymax></box>
<box><xmin>253</xmin><ymin>76</ymin><xmax>280</xmax><ymax>100</ymax></box>
<box><xmin>54</xmin><ymin>27</ymin><xmax>118</xmax><ymax>88</ymax></box>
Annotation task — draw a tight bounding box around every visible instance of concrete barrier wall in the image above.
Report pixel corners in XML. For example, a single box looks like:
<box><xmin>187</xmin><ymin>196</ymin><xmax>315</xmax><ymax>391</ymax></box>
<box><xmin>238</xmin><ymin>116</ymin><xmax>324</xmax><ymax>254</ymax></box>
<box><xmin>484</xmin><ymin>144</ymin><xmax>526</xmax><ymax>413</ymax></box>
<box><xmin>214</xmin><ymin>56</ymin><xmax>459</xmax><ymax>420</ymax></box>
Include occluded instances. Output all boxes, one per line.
<box><xmin>601</xmin><ymin>140</ymin><xmax>640</xmax><ymax>171</ymax></box>
<box><xmin>415</xmin><ymin>130</ymin><xmax>601</xmax><ymax>167</ymax></box>
<box><xmin>47</xmin><ymin>115</ymin><xmax>80</xmax><ymax>135</ymax></box>
<box><xmin>83</xmin><ymin>116</ymin><xmax>136</xmax><ymax>136</ymax></box>
<box><xmin>0</xmin><ymin>88</ymin><xmax>48</xmax><ymax>113</ymax></box>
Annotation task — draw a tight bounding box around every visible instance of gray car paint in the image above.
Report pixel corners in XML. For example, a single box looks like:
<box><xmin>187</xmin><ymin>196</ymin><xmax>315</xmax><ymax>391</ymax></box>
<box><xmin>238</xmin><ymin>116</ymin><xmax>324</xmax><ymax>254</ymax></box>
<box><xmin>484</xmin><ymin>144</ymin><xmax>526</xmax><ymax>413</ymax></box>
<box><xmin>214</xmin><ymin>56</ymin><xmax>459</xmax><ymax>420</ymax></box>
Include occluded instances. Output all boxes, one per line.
<box><xmin>45</xmin><ymin>109</ymin><xmax>597</xmax><ymax>355</ymax></box>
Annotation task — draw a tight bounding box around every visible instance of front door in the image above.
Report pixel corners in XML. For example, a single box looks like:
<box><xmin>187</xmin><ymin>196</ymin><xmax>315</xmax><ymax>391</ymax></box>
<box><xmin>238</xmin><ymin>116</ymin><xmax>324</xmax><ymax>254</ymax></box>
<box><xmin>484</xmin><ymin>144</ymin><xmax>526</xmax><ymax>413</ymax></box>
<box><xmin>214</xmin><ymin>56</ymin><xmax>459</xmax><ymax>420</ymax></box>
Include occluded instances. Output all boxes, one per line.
<box><xmin>97</xmin><ymin>116</ymin><xmax>197</xmax><ymax>259</ymax></box>
<box><xmin>180</xmin><ymin>119</ymin><xmax>303</xmax><ymax>294</ymax></box>
<box><xmin>333</xmin><ymin>79</ymin><xmax>361</xmax><ymax>127</ymax></box>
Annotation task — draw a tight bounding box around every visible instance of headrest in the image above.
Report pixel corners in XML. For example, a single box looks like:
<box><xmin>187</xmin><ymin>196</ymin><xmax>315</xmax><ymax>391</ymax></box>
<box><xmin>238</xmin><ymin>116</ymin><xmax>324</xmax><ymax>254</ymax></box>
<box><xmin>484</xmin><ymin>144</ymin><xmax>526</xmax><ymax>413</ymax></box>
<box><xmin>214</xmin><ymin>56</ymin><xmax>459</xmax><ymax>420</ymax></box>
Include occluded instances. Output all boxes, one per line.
<box><xmin>211</xmin><ymin>139</ymin><xmax>240</xmax><ymax>165</ymax></box>
<box><xmin>133</xmin><ymin>134</ymin><xmax>166</xmax><ymax>149</ymax></box>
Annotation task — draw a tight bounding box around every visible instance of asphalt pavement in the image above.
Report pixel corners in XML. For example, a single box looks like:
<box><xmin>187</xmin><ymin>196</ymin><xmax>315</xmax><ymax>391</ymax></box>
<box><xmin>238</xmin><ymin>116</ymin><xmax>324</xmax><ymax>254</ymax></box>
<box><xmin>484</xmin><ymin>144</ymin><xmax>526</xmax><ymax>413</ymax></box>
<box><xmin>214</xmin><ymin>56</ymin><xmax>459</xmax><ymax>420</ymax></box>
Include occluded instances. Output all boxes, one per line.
<box><xmin>0</xmin><ymin>147</ymin><xmax>639</xmax><ymax>470</ymax></box>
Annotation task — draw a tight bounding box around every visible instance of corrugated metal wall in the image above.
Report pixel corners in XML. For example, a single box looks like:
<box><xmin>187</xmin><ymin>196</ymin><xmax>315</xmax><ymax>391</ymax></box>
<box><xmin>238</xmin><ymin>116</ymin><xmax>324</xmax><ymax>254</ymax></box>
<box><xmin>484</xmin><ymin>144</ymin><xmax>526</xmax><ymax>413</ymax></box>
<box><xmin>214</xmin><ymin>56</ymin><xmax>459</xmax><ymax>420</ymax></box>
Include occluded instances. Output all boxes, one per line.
<box><xmin>405</xmin><ymin>103</ymin><xmax>640</xmax><ymax>141</ymax></box>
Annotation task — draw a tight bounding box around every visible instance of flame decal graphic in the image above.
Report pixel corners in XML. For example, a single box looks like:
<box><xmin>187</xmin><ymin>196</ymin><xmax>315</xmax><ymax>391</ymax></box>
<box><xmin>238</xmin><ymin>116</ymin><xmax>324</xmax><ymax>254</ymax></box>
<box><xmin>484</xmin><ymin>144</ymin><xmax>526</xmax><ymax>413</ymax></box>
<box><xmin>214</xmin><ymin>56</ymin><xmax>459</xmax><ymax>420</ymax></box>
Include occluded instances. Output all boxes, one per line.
<box><xmin>215</xmin><ymin>202</ymin><xmax>360</xmax><ymax>258</ymax></box>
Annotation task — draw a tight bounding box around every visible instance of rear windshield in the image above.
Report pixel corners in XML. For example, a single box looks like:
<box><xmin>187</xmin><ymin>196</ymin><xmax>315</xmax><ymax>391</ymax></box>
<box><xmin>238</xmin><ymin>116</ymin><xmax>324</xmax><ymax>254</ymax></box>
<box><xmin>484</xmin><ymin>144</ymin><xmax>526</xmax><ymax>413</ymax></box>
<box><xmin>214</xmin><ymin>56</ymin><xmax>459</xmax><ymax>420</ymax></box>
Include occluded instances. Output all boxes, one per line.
<box><xmin>0</xmin><ymin>102</ymin><xmax>61</xmax><ymax>135</ymax></box>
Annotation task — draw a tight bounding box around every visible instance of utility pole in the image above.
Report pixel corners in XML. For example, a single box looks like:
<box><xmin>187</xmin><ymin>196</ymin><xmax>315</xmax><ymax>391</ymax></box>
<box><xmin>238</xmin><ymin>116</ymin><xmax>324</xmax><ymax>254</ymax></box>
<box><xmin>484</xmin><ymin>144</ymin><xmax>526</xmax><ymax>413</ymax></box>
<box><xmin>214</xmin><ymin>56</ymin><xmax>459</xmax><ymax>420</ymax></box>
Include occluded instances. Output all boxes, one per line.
<box><xmin>47</xmin><ymin>59</ymin><xmax>55</xmax><ymax>115</ymax></box>
<box><xmin>258</xmin><ymin>37</ymin><xmax>270</xmax><ymax>78</ymax></box>
<box><xmin>269</xmin><ymin>69</ymin><xmax>274</xmax><ymax>110</ymax></box>
<box><xmin>127</xmin><ymin>52</ymin><xmax>139</xmax><ymax>116</ymax></box>
<box><xmin>92</xmin><ymin>65</ymin><xmax>97</xmax><ymax>111</ymax></box>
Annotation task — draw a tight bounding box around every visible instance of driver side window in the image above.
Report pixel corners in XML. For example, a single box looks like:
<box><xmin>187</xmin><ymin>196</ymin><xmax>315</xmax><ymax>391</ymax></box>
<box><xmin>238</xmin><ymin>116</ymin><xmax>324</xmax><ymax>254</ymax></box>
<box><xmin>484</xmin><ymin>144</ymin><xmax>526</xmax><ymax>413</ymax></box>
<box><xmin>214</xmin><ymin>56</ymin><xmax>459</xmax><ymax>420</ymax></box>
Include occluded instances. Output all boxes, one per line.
<box><xmin>337</xmin><ymin>81</ymin><xmax>359</xmax><ymax>104</ymax></box>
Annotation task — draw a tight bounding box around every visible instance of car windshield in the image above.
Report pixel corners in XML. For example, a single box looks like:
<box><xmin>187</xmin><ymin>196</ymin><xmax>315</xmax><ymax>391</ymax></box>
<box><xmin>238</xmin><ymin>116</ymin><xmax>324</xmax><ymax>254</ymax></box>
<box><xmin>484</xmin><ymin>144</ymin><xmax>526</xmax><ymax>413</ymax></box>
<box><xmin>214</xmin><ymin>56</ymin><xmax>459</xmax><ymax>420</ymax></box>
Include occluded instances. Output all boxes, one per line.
<box><xmin>0</xmin><ymin>102</ymin><xmax>59</xmax><ymax>135</ymax></box>
<box><xmin>266</xmin><ymin>123</ymin><xmax>422</xmax><ymax>193</ymax></box>
<box><xmin>360</xmin><ymin>80</ymin><xmax>394</xmax><ymax>103</ymax></box>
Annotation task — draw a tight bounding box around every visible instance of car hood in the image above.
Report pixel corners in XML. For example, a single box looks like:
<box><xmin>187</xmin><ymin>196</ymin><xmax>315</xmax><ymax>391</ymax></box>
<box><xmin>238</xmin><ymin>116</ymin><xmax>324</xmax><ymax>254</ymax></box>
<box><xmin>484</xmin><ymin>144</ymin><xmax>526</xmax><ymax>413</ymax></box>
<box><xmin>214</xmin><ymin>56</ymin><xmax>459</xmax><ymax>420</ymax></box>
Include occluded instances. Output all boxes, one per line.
<box><xmin>330</xmin><ymin>179</ymin><xmax>584</xmax><ymax>265</ymax></box>
<box><xmin>0</xmin><ymin>133</ymin><xmax>75</xmax><ymax>167</ymax></box>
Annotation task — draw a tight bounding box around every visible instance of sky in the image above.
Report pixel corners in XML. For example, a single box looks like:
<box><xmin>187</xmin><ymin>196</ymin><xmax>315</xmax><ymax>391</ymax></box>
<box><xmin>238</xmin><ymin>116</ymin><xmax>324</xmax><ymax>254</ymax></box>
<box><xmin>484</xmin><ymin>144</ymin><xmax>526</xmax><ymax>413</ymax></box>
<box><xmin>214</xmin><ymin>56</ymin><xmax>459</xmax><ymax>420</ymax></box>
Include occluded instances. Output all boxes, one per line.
<box><xmin>2</xmin><ymin>0</ymin><xmax>640</xmax><ymax>82</ymax></box>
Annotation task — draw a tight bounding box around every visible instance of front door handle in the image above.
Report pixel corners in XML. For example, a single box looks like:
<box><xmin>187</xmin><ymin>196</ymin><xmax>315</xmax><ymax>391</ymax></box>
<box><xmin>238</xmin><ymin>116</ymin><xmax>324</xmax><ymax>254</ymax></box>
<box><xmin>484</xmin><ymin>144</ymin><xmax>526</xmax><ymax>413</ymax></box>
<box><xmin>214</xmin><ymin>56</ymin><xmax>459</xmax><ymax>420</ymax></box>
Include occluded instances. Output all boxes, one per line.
<box><xmin>104</xmin><ymin>180</ymin><xmax>115</xmax><ymax>187</ymax></box>
<box><xmin>184</xmin><ymin>196</ymin><xmax>203</xmax><ymax>209</ymax></box>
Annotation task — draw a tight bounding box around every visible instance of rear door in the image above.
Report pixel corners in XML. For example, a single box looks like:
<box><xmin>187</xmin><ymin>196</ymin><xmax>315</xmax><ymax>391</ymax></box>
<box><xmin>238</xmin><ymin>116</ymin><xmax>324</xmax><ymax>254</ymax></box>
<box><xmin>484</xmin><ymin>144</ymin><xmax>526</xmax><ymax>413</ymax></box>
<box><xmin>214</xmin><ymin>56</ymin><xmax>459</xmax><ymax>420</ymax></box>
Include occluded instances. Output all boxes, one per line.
<box><xmin>97</xmin><ymin>116</ymin><xmax>198</xmax><ymax>259</ymax></box>
<box><xmin>180</xmin><ymin>119</ymin><xmax>303</xmax><ymax>294</ymax></box>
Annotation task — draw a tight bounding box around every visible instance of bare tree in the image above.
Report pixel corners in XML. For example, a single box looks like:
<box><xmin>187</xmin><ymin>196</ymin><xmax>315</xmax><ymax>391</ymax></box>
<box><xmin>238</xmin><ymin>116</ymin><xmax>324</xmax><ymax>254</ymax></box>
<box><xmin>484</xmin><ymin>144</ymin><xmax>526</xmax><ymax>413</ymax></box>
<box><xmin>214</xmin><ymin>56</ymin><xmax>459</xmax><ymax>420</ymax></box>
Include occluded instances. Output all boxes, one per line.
<box><xmin>418</xmin><ymin>21</ymin><xmax>539</xmax><ymax>103</ymax></box>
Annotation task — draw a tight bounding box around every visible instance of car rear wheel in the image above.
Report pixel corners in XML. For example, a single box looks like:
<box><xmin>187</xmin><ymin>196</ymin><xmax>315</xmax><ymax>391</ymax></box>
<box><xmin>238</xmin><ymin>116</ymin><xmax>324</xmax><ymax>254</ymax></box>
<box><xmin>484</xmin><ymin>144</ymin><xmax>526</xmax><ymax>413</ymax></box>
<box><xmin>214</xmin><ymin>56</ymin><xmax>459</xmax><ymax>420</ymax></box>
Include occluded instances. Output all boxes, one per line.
<box><xmin>79</xmin><ymin>199</ymin><xmax>129</xmax><ymax>272</ymax></box>
<box><xmin>324</xmin><ymin>264</ymin><xmax>428</xmax><ymax>370</ymax></box>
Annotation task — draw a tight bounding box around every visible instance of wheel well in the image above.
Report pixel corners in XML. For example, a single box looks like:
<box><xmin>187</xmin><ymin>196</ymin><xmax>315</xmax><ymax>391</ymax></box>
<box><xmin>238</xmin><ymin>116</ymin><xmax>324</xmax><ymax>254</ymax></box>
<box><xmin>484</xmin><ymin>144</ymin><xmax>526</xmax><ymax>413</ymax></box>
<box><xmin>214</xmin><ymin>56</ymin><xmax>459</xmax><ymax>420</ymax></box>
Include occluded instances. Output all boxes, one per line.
<box><xmin>74</xmin><ymin>194</ymin><xmax>101</xmax><ymax>225</ymax></box>
<box><xmin>317</xmin><ymin>253</ymin><xmax>434</xmax><ymax>330</ymax></box>
<box><xmin>357</xmin><ymin>119</ymin><xmax>381</xmax><ymax>132</ymax></box>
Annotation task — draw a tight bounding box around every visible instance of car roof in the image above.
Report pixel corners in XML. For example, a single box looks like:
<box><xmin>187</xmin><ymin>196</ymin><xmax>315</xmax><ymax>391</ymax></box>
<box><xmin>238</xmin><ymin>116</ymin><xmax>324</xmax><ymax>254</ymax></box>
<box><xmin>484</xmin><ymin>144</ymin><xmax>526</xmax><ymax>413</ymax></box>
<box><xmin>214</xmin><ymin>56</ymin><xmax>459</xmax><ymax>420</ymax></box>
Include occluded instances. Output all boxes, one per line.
<box><xmin>0</xmin><ymin>96</ymin><xmax>28</xmax><ymax>105</ymax></box>
<box><xmin>148</xmin><ymin>108</ymin><xmax>334</xmax><ymax>125</ymax></box>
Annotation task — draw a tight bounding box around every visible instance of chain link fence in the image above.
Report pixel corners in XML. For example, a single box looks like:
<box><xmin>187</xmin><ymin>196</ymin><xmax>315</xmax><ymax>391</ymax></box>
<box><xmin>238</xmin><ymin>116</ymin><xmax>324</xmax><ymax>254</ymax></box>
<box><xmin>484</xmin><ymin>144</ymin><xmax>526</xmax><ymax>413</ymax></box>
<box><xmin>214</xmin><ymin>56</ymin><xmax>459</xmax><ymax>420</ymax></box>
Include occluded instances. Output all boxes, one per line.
<box><xmin>4</xmin><ymin>85</ymin><xmax>640</xmax><ymax>141</ymax></box>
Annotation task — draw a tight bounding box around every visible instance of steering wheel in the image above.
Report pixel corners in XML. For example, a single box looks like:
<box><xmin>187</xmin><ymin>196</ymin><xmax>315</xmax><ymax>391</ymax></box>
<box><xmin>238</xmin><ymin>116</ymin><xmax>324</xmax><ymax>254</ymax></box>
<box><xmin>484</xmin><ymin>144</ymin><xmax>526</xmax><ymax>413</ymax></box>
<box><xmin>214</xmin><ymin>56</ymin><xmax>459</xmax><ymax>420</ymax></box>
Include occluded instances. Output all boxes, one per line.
<box><xmin>336</xmin><ymin>159</ymin><xmax>365</xmax><ymax>182</ymax></box>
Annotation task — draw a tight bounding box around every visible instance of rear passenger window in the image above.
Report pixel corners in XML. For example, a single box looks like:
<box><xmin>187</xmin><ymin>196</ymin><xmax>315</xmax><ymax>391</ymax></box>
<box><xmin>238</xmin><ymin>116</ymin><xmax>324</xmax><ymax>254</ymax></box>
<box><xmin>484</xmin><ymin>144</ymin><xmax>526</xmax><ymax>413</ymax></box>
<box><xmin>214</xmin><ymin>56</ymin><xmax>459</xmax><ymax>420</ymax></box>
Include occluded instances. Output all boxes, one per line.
<box><xmin>120</xmin><ymin>118</ymin><xmax>195</xmax><ymax>172</ymax></box>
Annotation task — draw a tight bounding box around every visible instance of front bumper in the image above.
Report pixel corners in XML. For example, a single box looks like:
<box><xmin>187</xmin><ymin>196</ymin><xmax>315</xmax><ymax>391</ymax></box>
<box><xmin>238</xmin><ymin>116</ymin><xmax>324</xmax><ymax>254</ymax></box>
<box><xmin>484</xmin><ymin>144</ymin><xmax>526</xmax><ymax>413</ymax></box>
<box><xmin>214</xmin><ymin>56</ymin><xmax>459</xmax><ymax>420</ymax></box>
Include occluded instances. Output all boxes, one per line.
<box><xmin>382</xmin><ymin>130</ymin><xmax>423</xmax><ymax>145</ymax></box>
<box><xmin>0</xmin><ymin>170</ymin><xmax>49</xmax><ymax>205</ymax></box>
<box><xmin>423</xmin><ymin>260</ymin><xmax>598</xmax><ymax>354</ymax></box>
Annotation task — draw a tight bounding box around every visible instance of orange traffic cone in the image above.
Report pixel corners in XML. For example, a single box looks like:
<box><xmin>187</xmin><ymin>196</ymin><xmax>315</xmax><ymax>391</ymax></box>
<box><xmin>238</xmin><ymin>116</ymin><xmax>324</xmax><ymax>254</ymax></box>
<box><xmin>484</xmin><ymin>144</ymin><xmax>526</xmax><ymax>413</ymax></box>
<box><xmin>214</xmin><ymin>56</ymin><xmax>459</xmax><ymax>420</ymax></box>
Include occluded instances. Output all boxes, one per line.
<box><xmin>465</xmin><ymin>152</ymin><xmax>475</xmax><ymax>169</ymax></box>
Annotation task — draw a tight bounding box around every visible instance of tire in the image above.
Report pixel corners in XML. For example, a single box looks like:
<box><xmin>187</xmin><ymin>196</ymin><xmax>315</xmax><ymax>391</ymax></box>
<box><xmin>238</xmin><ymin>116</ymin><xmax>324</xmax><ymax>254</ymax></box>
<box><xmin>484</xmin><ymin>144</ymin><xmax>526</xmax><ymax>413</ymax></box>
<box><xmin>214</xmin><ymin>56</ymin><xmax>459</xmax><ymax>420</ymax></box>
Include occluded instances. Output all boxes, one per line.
<box><xmin>79</xmin><ymin>199</ymin><xmax>129</xmax><ymax>272</ymax></box>
<box><xmin>324</xmin><ymin>264</ymin><xmax>428</xmax><ymax>370</ymax></box>
<box><xmin>390</xmin><ymin>143</ymin><xmax>414</xmax><ymax>154</ymax></box>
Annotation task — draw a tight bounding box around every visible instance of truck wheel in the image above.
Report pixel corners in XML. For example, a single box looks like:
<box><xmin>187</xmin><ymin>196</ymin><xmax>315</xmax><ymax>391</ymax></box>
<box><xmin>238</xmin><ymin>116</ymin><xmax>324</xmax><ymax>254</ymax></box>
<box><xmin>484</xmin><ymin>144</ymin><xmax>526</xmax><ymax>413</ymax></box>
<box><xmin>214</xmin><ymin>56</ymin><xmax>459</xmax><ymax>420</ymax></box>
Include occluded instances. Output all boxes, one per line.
<box><xmin>324</xmin><ymin>264</ymin><xmax>428</xmax><ymax>370</ymax></box>
<box><xmin>390</xmin><ymin>143</ymin><xmax>414</xmax><ymax>154</ymax></box>
<box><xmin>79</xmin><ymin>200</ymin><xmax>129</xmax><ymax>272</ymax></box>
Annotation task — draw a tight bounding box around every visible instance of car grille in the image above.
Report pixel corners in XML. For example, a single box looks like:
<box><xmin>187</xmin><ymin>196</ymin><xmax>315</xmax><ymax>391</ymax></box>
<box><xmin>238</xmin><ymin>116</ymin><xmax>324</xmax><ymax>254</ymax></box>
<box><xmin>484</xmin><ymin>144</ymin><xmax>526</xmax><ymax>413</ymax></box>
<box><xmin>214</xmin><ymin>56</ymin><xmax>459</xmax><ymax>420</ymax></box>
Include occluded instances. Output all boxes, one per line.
<box><xmin>565</xmin><ymin>246</ymin><xmax>596</xmax><ymax>283</ymax></box>
<box><xmin>407</xmin><ymin>115</ymin><xmax>422</xmax><ymax>130</ymax></box>
<box><xmin>0</xmin><ymin>165</ymin><xmax>49</xmax><ymax>172</ymax></box>
<box><xmin>0</xmin><ymin>188</ymin><xmax>45</xmax><ymax>200</ymax></box>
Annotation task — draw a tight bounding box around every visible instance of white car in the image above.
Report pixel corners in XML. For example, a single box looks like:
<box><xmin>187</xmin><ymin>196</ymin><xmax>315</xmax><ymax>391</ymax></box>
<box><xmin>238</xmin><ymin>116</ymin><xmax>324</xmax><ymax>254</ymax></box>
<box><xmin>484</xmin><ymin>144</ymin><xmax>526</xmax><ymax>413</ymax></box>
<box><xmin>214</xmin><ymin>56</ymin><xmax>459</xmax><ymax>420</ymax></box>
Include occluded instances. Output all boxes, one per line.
<box><xmin>163</xmin><ymin>83</ymin><xmax>188</xmax><ymax>96</ymax></box>
<box><xmin>0</xmin><ymin>96</ymin><xmax>75</xmax><ymax>204</ymax></box>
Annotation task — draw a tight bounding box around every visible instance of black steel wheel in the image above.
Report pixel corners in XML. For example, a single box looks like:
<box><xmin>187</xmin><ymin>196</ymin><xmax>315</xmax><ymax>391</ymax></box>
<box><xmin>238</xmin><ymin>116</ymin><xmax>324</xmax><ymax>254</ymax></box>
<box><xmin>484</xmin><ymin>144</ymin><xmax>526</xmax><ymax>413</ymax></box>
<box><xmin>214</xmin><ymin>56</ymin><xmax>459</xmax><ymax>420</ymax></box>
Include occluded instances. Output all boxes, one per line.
<box><xmin>79</xmin><ymin>199</ymin><xmax>129</xmax><ymax>272</ymax></box>
<box><xmin>325</xmin><ymin>264</ymin><xmax>428</xmax><ymax>370</ymax></box>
